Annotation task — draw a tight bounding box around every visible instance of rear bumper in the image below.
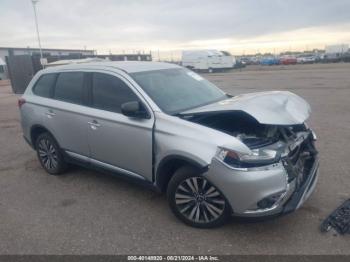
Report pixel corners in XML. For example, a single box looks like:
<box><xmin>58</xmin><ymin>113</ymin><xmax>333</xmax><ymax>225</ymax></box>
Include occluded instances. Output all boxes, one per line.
<box><xmin>204</xmin><ymin>155</ymin><xmax>319</xmax><ymax>218</ymax></box>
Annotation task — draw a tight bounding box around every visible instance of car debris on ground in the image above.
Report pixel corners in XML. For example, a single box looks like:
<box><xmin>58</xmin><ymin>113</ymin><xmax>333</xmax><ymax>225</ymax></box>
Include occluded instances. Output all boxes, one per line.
<box><xmin>320</xmin><ymin>199</ymin><xmax>350</xmax><ymax>235</ymax></box>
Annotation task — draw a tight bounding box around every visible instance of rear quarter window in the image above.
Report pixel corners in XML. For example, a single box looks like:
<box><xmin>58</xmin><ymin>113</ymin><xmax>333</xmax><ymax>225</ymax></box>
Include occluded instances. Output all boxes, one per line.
<box><xmin>33</xmin><ymin>73</ymin><xmax>57</xmax><ymax>98</ymax></box>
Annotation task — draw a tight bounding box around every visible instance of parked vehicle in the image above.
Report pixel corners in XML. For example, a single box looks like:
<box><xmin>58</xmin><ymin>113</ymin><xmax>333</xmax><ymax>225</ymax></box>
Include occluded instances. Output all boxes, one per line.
<box><xmin>324</xmin><ymin>45</ymin><xmax>349</xmax><ymax>62</ymax></box>
<box><xmin>297</xmin><ymin>55</ymin><xmax>316</xmax><ymax>64</ymax></box>
<box><xmin>280</xmin><ymin>55</ymin><xmax>297</xmax><ymax>65</ymax></box>
<box><xmin>240</xmin><ymin>56</ymin><xmax>260</xmax><ymax>65</ymax></box>
<box><xmin>325</xmin><ymin>44</ymin><xmax>349</xmax><ymax>55</ymax></box>
<box><xmin>260</xmin><ymin>56</ymin><xmax>280</xmax><ymax>65</ymax></box>
<box><xmin>19</xmin><ymin>61</ymin><xmax>319</xmax><ymax>228</ymax></box>
<box><xmin>249</xmin><ymin>56</ymin><xmax>261</xmax><ymax>65</ymax></box>
<box><xmin>233</xmin><ymin>58</ymin><xmax>246</xmax><ymax>69</ymax></box>
<box><xmin>182</xmin><ymin>50</ymin><xmax>235</xmax><ymax>72</ymax></box>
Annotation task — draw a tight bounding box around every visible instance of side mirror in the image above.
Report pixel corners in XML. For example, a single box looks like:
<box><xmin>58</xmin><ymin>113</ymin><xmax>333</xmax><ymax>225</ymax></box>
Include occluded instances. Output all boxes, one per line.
<box><xmin>121</xmin><ymin>101</ymin><xmax>150</xmax><ymax>119</ymax></box>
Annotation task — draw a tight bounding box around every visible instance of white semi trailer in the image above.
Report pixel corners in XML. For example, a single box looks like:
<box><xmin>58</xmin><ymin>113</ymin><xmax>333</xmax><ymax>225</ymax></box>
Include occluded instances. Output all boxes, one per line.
<box><xmin>325</xmin><ymin>44</ymin><xmax>349</xmax><ymax>55</ymax></box>
<box><xmin>182</xmin><ymin>50</ymin><xmax>235</xmax><ymax>73</ymax></box>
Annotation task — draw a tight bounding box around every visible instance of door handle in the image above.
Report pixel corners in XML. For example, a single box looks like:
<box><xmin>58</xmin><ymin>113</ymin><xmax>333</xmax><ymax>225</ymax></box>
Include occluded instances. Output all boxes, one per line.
<box><xmin>88</xmin><ymin>120</ymin><xmax>101</xmax><ymax>129</ymax></box>
<box><xmin>46</xmin><ymin>109</ymin><xmax>56</xmax><ymax>118</ymax></box>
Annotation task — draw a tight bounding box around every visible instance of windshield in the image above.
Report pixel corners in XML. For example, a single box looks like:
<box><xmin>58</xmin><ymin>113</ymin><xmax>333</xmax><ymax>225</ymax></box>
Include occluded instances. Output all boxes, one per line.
<box><xmin>130</xmin><ymin>68</ymin><xmax>227</xmax><ymax>114</ymax></box>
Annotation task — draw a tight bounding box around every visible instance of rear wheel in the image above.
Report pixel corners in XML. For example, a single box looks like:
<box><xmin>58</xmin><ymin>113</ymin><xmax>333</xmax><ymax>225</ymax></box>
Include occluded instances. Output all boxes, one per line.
<box><xmin>167</xmin><ymin>166</ymin><xmax>230</xmax><ymax>228</ymax></box>
<box><xmin>35</xmin><ymin>132</ymin><xmax>67</xmax><ymax>175</ymax></box>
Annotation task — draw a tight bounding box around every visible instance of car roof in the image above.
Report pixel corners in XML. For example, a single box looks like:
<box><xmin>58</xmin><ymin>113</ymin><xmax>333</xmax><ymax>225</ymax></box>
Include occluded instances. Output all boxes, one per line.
<box><xmin>42</xmin><ymin>61</ymin><xmax>181</xmax><ymax>74</ymax></box>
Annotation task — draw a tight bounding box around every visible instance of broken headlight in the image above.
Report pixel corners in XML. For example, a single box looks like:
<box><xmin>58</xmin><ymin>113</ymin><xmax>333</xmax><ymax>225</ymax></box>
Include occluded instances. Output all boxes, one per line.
<box><xmin>216</xmin><ymin>147</ymin><xmax>280</xmax><ymax>168</ymax></box>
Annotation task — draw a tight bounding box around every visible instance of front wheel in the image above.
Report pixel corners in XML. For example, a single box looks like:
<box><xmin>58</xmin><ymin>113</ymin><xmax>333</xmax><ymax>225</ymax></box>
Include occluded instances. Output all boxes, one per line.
<box><xmin>167</xmin><ymin>166</ymin><xmax>231</xmax><ymax>228</ymax></box>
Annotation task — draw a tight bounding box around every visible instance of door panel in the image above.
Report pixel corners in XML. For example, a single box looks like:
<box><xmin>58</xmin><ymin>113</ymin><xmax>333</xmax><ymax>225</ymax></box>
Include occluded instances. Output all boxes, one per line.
<box><xmin>44</xmin><ymin>101</ymin><xmax>91</xmax><ymax>157</ymax></box>
<box><xmin>87</xmin><ymin>72</ymin><xmax>154</xmax><ymax>181</ymax></box>
<box><xmin>87</xmin><ymin>108</ymin><xmax>154</xmax><ymax>181</ymax></box>
<box><xmin>45</xmin><ymin>71</ymin><xmax>90</xmax><ymax>157</ymax></box>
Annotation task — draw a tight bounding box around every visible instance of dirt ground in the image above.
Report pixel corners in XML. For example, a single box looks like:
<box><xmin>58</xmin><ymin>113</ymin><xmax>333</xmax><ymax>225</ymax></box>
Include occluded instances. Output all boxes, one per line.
<box><xmin>0</xmin><ymin>63</ymin><xmax>349</xmax><ymax>254</ymax></box>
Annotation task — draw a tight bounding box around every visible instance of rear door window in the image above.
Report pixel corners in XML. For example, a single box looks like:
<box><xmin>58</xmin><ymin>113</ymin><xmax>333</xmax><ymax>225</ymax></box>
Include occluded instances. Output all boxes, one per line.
<box><xmin>33</xmin><ymin>73</ymin><xmax>57</xmax><ymax>98</ymax></box>
<box><xmin>91</xmin><ymin>73</ymin><xmax>139</xmax><ymax>113</ymax></box>
<box><xmin>54</xmin><ymin>72</ymin><xmax>84</xmax><ymax>104</ymax></box>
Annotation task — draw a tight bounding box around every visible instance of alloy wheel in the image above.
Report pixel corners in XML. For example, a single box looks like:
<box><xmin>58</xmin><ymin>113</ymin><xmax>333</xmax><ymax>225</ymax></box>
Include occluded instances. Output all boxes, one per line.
<box><xmin>37</xmin><ymin>138</ymin><xmax>58</xmax><ymax>171</ymax></box>
<box><xmin>175</xmin><ymin>176</ymin><xmax>226</xmax><ymax>223</ymax></box>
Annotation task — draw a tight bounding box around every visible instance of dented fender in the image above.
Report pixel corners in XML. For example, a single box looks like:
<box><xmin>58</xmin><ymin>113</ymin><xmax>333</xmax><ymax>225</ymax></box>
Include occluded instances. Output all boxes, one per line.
<box><xmin>154</xmin><ymin>112</ymin><xmax>251</xmax><ymax>173</ymax></box>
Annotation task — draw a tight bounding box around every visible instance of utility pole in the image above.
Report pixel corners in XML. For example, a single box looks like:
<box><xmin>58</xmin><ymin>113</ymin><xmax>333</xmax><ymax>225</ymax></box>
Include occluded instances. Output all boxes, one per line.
<box><xmin>31</xmin><ymin>0</ymin><xmax>43</xmax><ymax>61</ymax></box>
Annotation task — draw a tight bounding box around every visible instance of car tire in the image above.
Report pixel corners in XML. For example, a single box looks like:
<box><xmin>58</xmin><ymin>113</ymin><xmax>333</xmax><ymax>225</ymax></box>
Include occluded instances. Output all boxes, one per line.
<box><xmin>167</xmin><ymin>166</ymin><xmax>231</xmax><ymax>228</ymax></box>
<box><xmin>35</xmin><ymin>132</ymin><xmax>67</xmax><ymax>175</ymax></box>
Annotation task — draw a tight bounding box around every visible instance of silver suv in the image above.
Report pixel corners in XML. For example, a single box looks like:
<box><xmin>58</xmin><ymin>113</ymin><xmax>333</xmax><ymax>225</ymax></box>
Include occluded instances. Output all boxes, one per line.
<box><xmin>19</xmin><ymin>61</ymin><xmax>319</xmax><ymax>228</ymax></box>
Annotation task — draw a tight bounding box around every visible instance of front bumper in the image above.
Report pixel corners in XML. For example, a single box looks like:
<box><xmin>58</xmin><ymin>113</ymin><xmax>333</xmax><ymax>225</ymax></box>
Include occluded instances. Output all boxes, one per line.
<box><xmin>204</xmin><ymin>154</ymin><xmax>319</xmax><ymax>218</ymax></box>
<box><xmin>282</xmin><ymin>155</ymin><xmax>319</xmax><ymax>214</ymax></box>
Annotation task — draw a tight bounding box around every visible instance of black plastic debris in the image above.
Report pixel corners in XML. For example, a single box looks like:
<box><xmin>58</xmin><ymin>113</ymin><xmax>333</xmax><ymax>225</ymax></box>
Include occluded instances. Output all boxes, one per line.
<box><xmin>320</xmin><ymin>199</ymin><xmax>350</xmax><ymax>235</ymax></box>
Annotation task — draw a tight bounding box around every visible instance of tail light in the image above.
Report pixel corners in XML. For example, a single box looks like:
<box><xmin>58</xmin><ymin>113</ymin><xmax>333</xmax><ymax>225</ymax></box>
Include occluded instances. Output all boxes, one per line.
<box><xmin>18</xmin><ymin>98</ymin><xmax>26</xmax><ymax>108</ymax></box>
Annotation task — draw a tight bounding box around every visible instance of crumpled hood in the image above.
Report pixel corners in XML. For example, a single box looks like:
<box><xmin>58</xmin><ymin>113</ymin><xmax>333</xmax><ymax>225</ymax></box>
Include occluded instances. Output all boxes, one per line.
<box><xmin>182</xmin><ymin>91</ymin><xmax>311</xmax><ymax>125</ymax></box>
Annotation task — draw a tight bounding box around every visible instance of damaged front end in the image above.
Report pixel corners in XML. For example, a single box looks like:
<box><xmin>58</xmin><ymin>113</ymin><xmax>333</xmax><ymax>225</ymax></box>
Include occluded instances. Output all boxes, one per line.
<box><xmin>182</xmin><ymin>110</ymin><xmax>319</xmax><ymax>216</ymax></box>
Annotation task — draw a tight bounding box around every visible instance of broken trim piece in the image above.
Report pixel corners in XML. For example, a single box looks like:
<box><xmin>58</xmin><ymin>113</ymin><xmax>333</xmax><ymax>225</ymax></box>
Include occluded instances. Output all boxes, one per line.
<box><xmin>320</xmin><ymin>199</ymin><xmax>350</xmax><ymax>235</ymax></box>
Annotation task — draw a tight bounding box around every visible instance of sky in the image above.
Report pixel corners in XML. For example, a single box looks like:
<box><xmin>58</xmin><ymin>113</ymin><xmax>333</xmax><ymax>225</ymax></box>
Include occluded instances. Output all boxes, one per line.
<box><xmin>1</xmin><ymin>0</ymin><xmax>350</xmax><ymax>59</ymax></box>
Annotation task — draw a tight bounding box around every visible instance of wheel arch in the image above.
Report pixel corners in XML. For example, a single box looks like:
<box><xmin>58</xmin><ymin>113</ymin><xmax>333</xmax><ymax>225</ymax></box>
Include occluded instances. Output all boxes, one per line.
<box><xmin>155</xmin><ymin>155</ymin><xmax>208</xmax><ymax>192</ymax></box>
<box><xmin>30</xmin><ymin>124</ymin><xmax>56</xmax><ymax>149</ymax></box>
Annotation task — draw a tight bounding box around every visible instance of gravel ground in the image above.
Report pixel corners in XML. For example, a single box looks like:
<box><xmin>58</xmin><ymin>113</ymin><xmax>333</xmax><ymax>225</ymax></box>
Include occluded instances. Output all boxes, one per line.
<box><xmin>0</xmin><ymin>63</ymin><xmax>349</xmax><ymax>254</ymax></box>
